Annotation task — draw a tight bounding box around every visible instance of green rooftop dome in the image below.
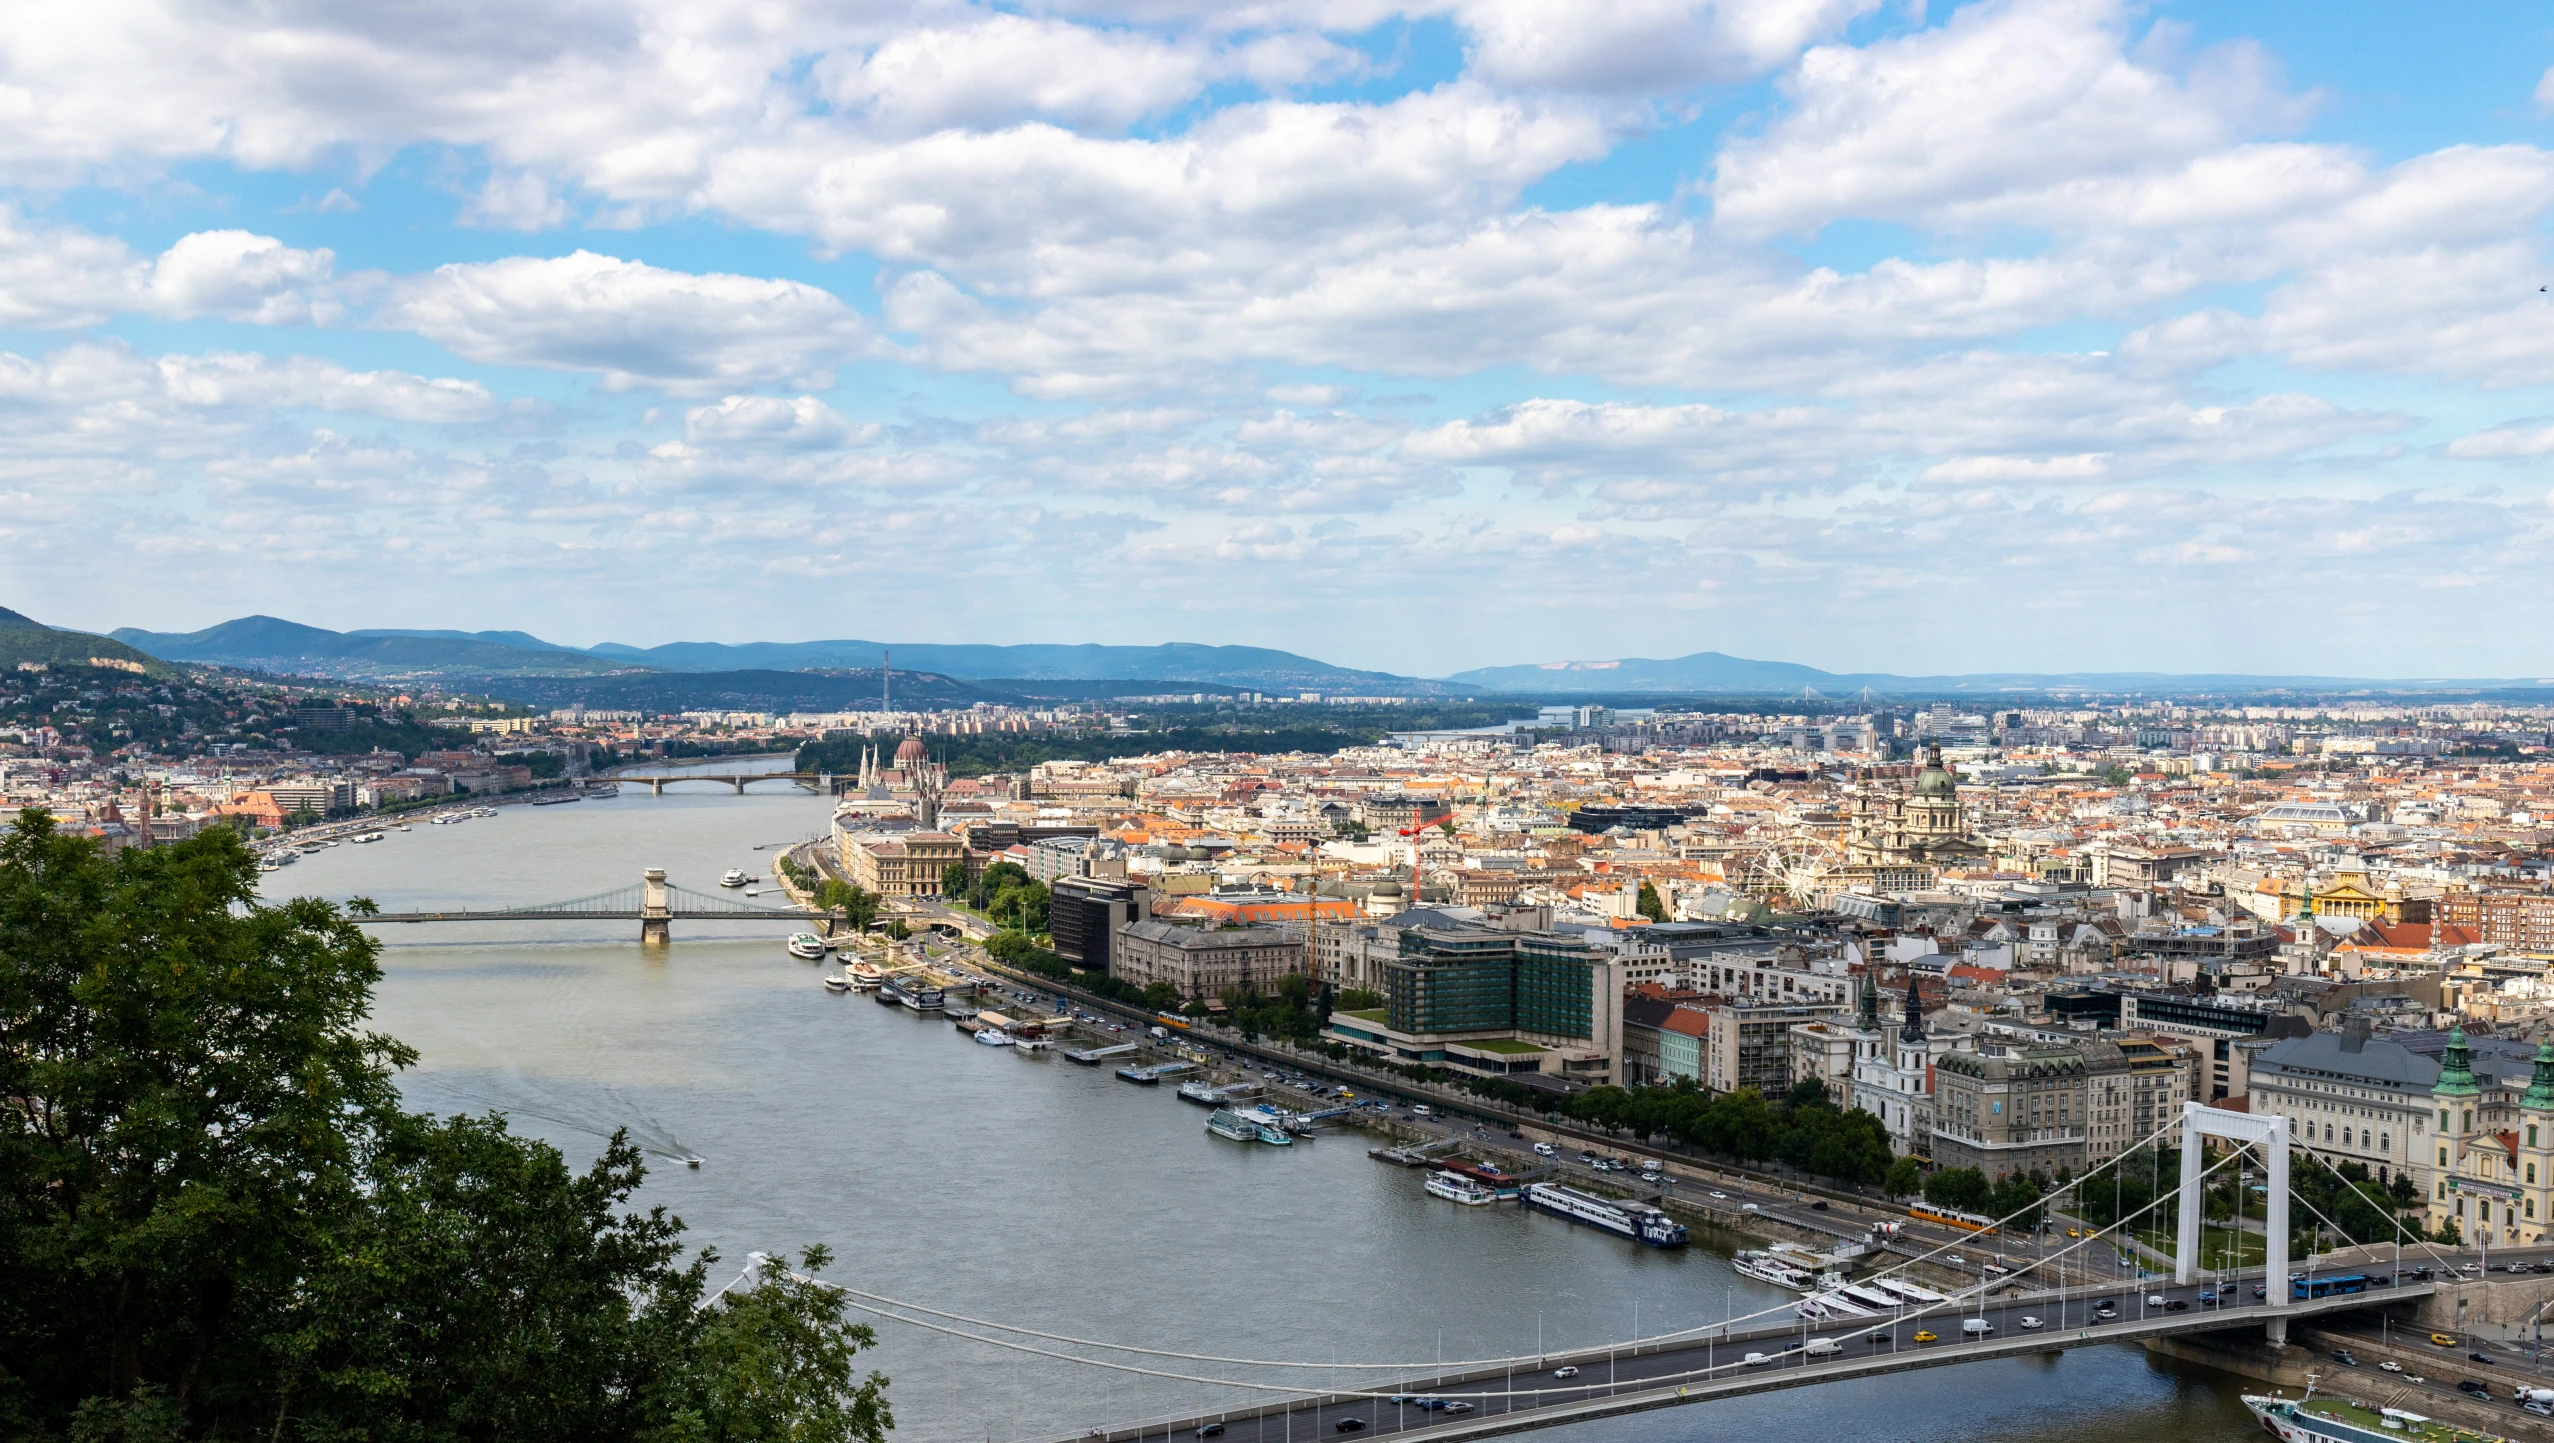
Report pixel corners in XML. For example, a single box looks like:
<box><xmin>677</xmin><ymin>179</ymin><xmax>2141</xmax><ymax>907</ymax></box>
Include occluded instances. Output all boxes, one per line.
<box><xmin>1913</xmin><ymin>741</ymin><xmax>1957</xmax><ymax>797</ymax></box>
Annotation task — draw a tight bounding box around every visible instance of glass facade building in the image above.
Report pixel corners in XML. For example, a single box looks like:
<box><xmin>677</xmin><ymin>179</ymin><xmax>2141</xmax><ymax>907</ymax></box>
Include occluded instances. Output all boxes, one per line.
<box><xmin>1386</xmin><ymin>927</ymin><xmax>1598</xmax><ymax>1040</ymax></box>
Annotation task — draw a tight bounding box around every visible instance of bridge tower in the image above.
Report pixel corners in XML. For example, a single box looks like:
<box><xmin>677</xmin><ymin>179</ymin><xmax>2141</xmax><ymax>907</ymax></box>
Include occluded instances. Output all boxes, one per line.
<box><xmin>641</xmin><ymin>867</ymin><xmax>671</xmax><ymax>945</ymax></box>
<box><xmin>2176</xmin><ymin>1101</ymin><xmax>2291</xmax><ymax>1344</ymax></box>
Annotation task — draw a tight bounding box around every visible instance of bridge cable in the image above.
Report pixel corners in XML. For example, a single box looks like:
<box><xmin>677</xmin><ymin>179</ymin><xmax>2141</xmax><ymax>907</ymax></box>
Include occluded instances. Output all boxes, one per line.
<box><xmin>813</xmin><ymin>1125</ymin><xmax>2247</xmax><ymax>1388</ymax></box>
<box><xmin>811</xmin><ymin>1152</ymin><xmax>2256</xmax><ymax>1410</ymax></box>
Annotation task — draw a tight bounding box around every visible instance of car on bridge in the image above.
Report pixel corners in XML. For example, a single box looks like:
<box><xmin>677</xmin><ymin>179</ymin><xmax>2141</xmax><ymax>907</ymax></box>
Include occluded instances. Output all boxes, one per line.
<box><xmin>1743</xmin><ymin>1352</ymin><xmax>1773</xmax><ymax>1367</ymax></box>
<box><xmin>1335</xmin><ymin>1418</ymin><xmax>1367</xmax><ymax>1432</ymax></box>
<box><xmin>1912</xmin><ymin>1331</ymin><xmax>1937</xmax><ymax>1343</ymax></box>
<box><xmin>2431</xmin><ymin>1332</ymin><xmax>2460</xmax><ymax>1346</ymax></box>
<box><xmin>1552</xmin><ymin>1367</ymin><xmax>1579</xmax><ymax>1379</ymax></box>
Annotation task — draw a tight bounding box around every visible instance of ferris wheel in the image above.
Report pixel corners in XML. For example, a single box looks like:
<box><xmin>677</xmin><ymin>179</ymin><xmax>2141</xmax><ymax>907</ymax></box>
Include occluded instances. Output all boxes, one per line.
<box><xmin>1745</xmin><ymin>840</ymin><xmax>1837</xmax><ymax>910</ymax></box>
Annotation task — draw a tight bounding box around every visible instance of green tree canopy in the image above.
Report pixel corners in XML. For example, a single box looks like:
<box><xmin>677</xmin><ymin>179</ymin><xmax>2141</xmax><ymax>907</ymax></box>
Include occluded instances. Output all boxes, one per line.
<box><xmin>0</xmin><ymin>810</ymin><xmax>892</xmax><ymax>1442</ymax></box>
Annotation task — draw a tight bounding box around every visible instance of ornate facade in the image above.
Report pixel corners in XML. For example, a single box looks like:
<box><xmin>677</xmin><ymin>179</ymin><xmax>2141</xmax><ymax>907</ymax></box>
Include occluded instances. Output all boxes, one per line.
<box><xmin>1842</xmin><ymin>742</ymin><xmax>1989</xmax><ymax>872</ymax></box>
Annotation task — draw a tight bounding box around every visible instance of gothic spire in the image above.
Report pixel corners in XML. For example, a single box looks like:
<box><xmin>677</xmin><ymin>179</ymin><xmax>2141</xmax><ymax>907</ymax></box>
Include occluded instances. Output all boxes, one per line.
<box><xmin>1899</xmin><ymin>967</ymin><xmax>1925</xmax><ymax>1044</ymax></box>
<box><xmin>1857</xmin><ymin>967</ymin><xmax>1881</xmax><ymax>1031</ymax></box>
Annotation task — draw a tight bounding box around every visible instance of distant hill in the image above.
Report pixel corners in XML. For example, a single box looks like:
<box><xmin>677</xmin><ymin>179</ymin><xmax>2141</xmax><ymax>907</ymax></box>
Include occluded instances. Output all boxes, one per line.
<box><xmin>1448</xmin><ymin>650</ymin><xmax>2554</xmax><ymax>696</ymax></box>
<box><xmin>579</xmin><ymin>637</ymin><xmax>1453</xmax><ymax>691</ymax></box>
<box><xmin>104</xmin><ymin>615</ymin><xmax>1465</xmax><ymax>692</ymax></box>
<box><xmin>493</xmin><ymin>667</ymin><xmax>988</xmax><ymax>713</ymax></box>
<box><xmin>111</xmin><ymin>616</ymin><xmax>640</xmax><ymax>679</ymax></box>
<box><xmin>0</xmin><ymin>606</ymin><xmax>174</xmax><ymax>676</ymax></box>
<box><xmin>349</xmin><ymin>627</ymin><xmax>591</xmax><ymax>657</ymax></box>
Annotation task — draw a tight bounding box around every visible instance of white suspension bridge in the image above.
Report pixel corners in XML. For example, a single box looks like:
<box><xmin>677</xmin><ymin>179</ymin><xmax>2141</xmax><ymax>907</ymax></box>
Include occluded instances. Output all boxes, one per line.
<box><xmin>762</xmin><ymin>1104</ymin><xmax>2482</xmax><ymax>1443</ymax></box>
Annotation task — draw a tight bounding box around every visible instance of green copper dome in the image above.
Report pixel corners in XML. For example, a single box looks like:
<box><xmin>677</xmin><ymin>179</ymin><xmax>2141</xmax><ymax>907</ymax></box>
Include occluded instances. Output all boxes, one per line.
<box><xmin>2436</xmin><ymin>1025</ymin><xmax>2479</xmax><ymax>1098</ymax></box>
<box><xmin>1912</xmin><ymin>742</ymin><xmax>1957</xmax><ymax>797</ymax></box>
<box><xmin>2523</xmin><ymin>1038</ymin><xmax>2554</xmax><ymax>1113</ymax></box>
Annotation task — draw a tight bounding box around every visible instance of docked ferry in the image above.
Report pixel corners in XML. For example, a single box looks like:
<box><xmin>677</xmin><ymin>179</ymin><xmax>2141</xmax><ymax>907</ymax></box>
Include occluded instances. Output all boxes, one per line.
<box><xmin>1522</xmin><ymin>1183</ymin><xmax>1688</xmax><ymax>1248</ymax></box>
<box><xmin>901</xmin><ymin>981</ymin><xmax>945</xmax><ymax>1012</ymax></box>
<box><xmin>2244</xmin><ymin>1392</ymin><xmax>2506</xmax><ymax>1443</ymax></box>
<box><xmin>1734</xmin><ymin>1253</ymin><xmax>1819</xmax><ymax>1291</ymax></box>
<box><xmin>1425</xmin><ymin>1171</ymin><xmax>1501</xmax><ymax>1206</ymax></box>
<box><xmin>786</xmin><ymin>933</ymin><xmax>828</xmax><ymax>960</ymax></box>
<box><xmin>846</xmin><ymin>961</ymin><xmax>885</xmax><ymax>991</ymax></box>
<box><xmin>1206</xmin><ymin>1109</ymin><xmax>1261</xmax><ymax>1143</ymax></box>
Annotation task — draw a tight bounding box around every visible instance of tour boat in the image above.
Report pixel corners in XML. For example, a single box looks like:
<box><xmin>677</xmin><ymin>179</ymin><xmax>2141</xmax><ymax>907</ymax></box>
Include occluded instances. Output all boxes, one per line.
<box><xmin>975</xmin><ymin>1028</ymin><xmax>1014</xmax><ymax>1047</ymax></box>
<box><xmin>1734</xmin><ymin>1251</ymin><xmax>1820</xmax><ymax>1292</ymax></box>
<box><xmin>1013</xmin><ymin>1035</ymin><xmax>1054</xmax><ymax>1054</ymax></box>
<box><xmin>786</xmin><ymin>933</ymin><xmax>828</xmax><ymax>960</ymax></box>
<box><xmin>1205</xmin><ymin>1109</ymin><xmax>1261</xmax><ymax>1143</ymax></box>
<box><xmin>1425</xmin><ymin>1171</ymin><xmax>1500</xmax><ymax>1206</ymax></box>
<box><xmin>904</xmin><ymin>983</ymin><xmax>945</xmax><ymax>1012</ymax></box>
<box><xmin>720</xmin><ymin>869</ymin><xmax>750</xmax><ymax>888</ymax></box>
<box><xmin>2244</xmin><ymin>1391</ymin><xmax>2501</xmax><ymax>1443</ymax></box>
<box><xmin>846</xmin><ymin>961</ymin><xmax>885</xmax><ymax>991</ymax></box>
<box><xmin>1523</xmin><ymin>1183</ymin><xmax>1687</xmax><ymax>1249</ymax></box>
<box><xmin>472</xmin><ymin>807</ymin><xmax>496</xmax><ymax>818</ymax></box>
<box><xmin>822</xmin><ymin>973</ymin><xmax>850</xmax><ymax>993</ymax></box>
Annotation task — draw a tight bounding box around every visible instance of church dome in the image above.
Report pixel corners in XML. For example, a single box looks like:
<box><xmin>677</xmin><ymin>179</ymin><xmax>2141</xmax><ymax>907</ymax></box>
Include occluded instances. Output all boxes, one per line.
<box><xmin>894</xmin><ymin>736</ymin><xmax>928</xmax><ymax>765</ymax></box>
<box><xmin>1371</xmin><ymin>879</ymin><xmax>1405</xmax><ymax>898</ymax></box>
<box><xmin>1912</xmin><ymin>742</ymin><xmax>1957</xmax><ymax>797</ymax></box>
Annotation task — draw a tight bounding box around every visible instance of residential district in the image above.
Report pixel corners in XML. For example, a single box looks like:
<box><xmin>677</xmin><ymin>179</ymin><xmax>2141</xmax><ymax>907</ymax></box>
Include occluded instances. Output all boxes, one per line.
<box><xmin>19</xmin><ymin>661</ymin><xmax>2554</xmax><ymax>1243</ymax></box>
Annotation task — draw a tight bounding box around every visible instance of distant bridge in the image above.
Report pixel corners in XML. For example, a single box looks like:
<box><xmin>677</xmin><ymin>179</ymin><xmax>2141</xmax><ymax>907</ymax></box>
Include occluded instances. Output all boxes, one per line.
<box><xmin>354</xmin><ymin>868</ymin><xmax>841</xmax><ymax>944</ymax></box>
<box><xmin>618</xmin><ymin>772</ymin><xmax>842</xmax><ymax>795</ymax></box>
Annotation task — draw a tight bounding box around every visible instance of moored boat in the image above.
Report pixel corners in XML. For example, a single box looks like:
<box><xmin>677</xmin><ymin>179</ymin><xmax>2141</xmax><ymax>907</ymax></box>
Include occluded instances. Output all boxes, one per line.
<box><xmin>975</xmin><ymin>1028</ymin><xmax>1013</xmax><ymax>1047</ymax></box>
<box><xmin>1425</xmin><ymin>1171</ymin><xmax>1499</xmax><ymax>1206</ymax></box>
<box><xmin>846</xmin><ymin>961</ymin><xmax>885</xmax><ymax>990</ymax></box>
<box><xmin>822</xmin><ymin>973</ymin><xmax>850</xmax><ymax>993</ymax></box>
<box><xmin>2243</xmin><ymin>1392</ymin><xmax>2501</xmax><ymax>1443</ymax></box>
<box><xmin>903</xmin><ymin>983</ymin><xmax>945</xmax><ymax>1012</ymax></box>
<box><xmin>720</xmin><ymin>869</ymin><xmax>750</xmax><ymax>888</ymax></box>
<box><xmin>1523</xmin><ymin>1183</ymin><xmax>1687</xmax><ymax>1248</ymax></box>
<box><xmin>786</xmin><ymin>933</ymin><xmax>828</xmax><ymax>960</ymax></box>
<box><xmin>1205</xmin><ymin>1109</ymin><xmax>1260</xmax><ymax>1142</ymax></box>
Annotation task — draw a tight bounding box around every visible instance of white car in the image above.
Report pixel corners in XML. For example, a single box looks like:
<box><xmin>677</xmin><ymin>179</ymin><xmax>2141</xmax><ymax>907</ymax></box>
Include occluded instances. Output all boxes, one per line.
<box><xmin>2146</xmin><ymin>1294</ymin><xmax>2169</xmax><ymax>1308</ymax></box>
<box><xmin>1742</xmin><ymin>1352</ymin><xmax>1772</xmax><ymax>1367</ymax></box>
<box><xmin>1708</xmin><ymin>1190</ymin><xmax>1728</xmax><ymax>1200</ymax></box>
<box><xmin>1552</xmin><ymin>1366</ymin><xmax>1579</xmax><ymax>1379</ymax></box>
<box><xmin>2378</xmin><ymin>1361</ymin><xmax>2404</xmax><ymax>1373</ymax></box>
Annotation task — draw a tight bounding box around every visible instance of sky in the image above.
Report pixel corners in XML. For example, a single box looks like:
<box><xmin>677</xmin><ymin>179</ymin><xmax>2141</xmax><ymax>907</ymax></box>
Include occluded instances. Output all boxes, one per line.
<box><xmin>5</xmin><ymin>0</ymin><xmax>2554</xmax><ymax>679</ymax></box>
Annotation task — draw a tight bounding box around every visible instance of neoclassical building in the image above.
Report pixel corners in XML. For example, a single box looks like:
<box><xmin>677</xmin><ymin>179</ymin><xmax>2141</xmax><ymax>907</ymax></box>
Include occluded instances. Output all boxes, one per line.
<box><xmin>1842</xmin><ymin>742</ymin><xmax>1990</xmax><ymax>876</ymax></box>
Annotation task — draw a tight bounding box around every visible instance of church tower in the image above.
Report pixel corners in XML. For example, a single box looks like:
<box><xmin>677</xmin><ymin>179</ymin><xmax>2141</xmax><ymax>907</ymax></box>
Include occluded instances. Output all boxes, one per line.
<box><xmin>2433</xmin><ymin>1025</ymin><xmax>2480</xmax><ymax>1238</ymax></box>
<box><xmin>2520</xmin><ymin>1038</ymin><xmax>2554</xmax><ymax>1243</ymax></box>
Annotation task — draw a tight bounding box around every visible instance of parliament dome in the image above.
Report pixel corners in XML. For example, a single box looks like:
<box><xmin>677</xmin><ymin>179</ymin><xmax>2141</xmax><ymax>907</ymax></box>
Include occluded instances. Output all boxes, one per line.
<box><xmin>894</xmin><ymin>736</ymin><xmax>928</xmax><ymax>765</ymax></box>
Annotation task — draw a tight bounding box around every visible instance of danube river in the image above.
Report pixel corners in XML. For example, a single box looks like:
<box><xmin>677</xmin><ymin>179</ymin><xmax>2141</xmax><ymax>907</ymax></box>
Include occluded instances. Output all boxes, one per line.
<box><xmin>261</xmin><ymin>762</ymin><xmax>2263</xmax><ymax>1443</ymax></box>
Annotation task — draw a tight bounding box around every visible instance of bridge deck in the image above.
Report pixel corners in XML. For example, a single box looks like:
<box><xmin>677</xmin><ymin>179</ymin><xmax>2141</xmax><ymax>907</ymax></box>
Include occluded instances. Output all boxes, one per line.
<box><xmin>358</xmin><ymin>908</ymin><xmax>827</xmax><ymax>922</ymax></box>
<box><xmin>1053</xmin><ymin>1281</ymin><xmax>2430</xmax><ymax>1443</ymax></box>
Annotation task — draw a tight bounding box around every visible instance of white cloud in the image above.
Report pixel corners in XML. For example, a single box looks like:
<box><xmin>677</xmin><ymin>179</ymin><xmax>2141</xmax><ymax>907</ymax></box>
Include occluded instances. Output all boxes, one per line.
<box><xmin>1454</xmin><ymin>0</ymin><xmax>1879</xmax><ymax>94</ymax></box>
<box><xmin>144</xmin><ymin>230</ymin><xmax>337</xmax><ymax>324</ymax></box>
<box><xmin>1710</xmin><ymin>0</ymin><xmax>2311</xmax><ymax>238</ymax></box>
<box><xmin>377</xmin><ymin>251</ymin><xmax>866</xmax><ymax>391</ymax></box>
<box><xmin>681</xmin><ymin>393</ymin><xmax>872</xmax><ymax>449</ymax></box>
<box><xmin>155</xmin><ymin>353</ymin><xmax>499</xmax><ymax>422</ymax></box>
<box><xmin>461</xmin><ymin>172</ymin><xmax>576</xmax><ymax>230</ymax></box>
<box><xmin>816</xmin><ymin>16</ymin><xmax>1212</xmax><ymax>134</ymax></box>
<box><xmin>2447</xmin><ymin>422</ymin><xmax>2554</xmax><ymax>461</ymax></box>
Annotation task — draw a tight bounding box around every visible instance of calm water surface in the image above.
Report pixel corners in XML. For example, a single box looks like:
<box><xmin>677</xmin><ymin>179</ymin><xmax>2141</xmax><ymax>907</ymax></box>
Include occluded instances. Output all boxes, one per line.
<box><xmin>263</xmin><ymin>770</ymin><xmax>2262</xmax><ymax>1443</ymax></box>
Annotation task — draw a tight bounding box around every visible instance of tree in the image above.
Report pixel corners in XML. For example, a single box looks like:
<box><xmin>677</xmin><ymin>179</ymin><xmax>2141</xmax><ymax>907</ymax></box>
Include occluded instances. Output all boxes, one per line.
<box><xmin>1140</xmin><ymin>982</ymin><xmax>1181</xmax><ymax>1011</ymax></box>
<box><xmin>1883</xmin><ymin>1157</ymin><xmax>1925</xmax><ymax>1199</ymax></box>
<box><xmin>0</xmin><ymin>809</ymin><xmax>894</xmax><ymax>1441</ymax></box>
<box><xmin>1635</xmin><ymin>880</ymin><xmax>1667</xmax><ymax>923</ymax></box>
<box><xmin>939</xmin><ymin>861</ymin><xmax>967</xmax><ymax>898</ymax></box>
<box><xmin>1923</xmin><ymin>1166</ymin><xmax>1993</xmax><ymax>1214</ymax></box>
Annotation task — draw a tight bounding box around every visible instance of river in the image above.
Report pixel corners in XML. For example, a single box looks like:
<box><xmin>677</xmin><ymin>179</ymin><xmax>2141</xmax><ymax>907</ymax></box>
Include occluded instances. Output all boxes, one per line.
<box><xmin>260</xmin><ymin>760</ymin><xmax>2264</xmax><ymax>1443</ymax></box>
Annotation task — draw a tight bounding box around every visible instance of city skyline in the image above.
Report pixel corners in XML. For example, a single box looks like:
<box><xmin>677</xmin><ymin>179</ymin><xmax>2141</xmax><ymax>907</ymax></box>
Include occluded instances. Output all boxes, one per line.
<box><xmin>7</xmin><ymin>1</ymin><xmax>2554</xmax><ymax>675</ymax></box>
